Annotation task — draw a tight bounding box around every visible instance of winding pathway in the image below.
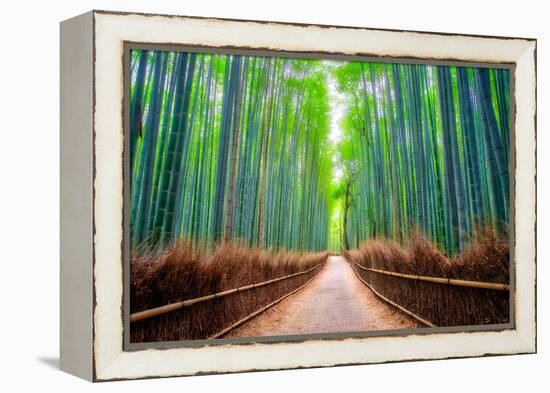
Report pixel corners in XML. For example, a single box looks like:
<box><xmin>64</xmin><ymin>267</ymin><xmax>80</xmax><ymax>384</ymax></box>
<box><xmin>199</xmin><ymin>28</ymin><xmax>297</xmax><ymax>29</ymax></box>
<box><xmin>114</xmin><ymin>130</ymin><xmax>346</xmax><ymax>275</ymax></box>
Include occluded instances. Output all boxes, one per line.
<box><xmin>225</xmin><ymin>256</ymin><xmax>419</xmax><ymax>338</ymax></box>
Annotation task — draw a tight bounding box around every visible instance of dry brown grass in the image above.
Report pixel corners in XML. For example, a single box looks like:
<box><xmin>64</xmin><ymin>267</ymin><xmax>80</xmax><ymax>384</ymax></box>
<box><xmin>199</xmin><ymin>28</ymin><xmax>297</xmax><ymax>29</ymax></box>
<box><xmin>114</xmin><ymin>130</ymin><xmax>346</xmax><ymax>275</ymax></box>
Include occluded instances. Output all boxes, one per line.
<box><xmin>130</xmin><ymin>240</ymin><xmax>328</xmax><ymax>342</ymax></box>
<box><xmin>345</xmin><ymin>228</ymin><xmax>510</xmax><ymax>327</ymax></box>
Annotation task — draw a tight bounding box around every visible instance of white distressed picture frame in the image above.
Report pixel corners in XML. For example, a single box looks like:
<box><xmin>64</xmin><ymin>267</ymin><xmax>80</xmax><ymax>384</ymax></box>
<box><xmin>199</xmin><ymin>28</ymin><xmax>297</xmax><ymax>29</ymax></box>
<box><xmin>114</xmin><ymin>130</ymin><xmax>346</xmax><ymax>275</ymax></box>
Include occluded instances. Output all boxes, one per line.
<box><xmin>60</xmin><ymin>10</ymin><xmax>536</xmax><ymax>382</ymax></box>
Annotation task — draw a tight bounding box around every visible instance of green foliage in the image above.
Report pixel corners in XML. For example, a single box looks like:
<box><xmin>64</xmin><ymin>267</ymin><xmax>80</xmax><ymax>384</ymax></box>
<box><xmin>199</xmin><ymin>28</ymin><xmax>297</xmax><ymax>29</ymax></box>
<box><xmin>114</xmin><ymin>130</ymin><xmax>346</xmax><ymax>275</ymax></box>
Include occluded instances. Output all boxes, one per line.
<box><xmin>129</xmin><ymin>48</ymin><xmax>510</xmax><ymax>258</ymax></box>
<box><xmin>130</xmin><ymin>51</ymin><xmax>333</xmax><ymax>253</ymax></box>
<box><xmin>334</xmin><ymin>63</ymin><xmax>510</xmax><ymax>255</ymax></box>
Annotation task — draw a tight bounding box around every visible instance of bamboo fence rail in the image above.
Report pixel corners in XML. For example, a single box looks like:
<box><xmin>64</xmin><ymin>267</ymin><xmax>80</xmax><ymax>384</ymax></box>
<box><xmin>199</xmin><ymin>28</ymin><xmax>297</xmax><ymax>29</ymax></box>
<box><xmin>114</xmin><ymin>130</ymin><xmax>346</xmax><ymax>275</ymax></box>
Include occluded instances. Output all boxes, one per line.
<box><xmin>350</xmin><ymin>263</ymin><xmax>436</xmax><ymax>328</ymax></box>
<box><xmin>130</xmin><ymin>263</ymin><xmax>323</xmax><ymax>323</ymax></box>
<box><xmin>208</xmin><ymin>274</ymin><xmax>319</xmax><ymax>339</ymax></box>
<box><xmin>353</xmin><ymin>263</ymin><xmax>509</xmax><ymax>291</ymax></box>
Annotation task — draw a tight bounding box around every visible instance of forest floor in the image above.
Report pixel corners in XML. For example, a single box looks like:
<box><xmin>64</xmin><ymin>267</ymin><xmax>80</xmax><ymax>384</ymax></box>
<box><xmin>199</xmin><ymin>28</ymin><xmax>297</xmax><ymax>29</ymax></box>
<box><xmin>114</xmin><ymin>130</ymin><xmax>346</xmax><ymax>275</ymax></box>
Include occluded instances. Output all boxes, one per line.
<box><xmin>225</xmin><ymin>256</ymin><xmax>420</xmax><ymax>338</ymax></box>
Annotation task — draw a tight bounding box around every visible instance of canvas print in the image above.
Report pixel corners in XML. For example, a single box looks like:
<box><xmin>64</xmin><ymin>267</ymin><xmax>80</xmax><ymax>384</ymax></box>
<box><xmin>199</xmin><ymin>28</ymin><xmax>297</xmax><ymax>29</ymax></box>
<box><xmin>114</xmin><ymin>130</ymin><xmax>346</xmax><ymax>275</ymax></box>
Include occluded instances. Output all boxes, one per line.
<box><xmin>128</xmin><ymin>48</ymin><xmax>511</xmax><ymax>344</ymax></box>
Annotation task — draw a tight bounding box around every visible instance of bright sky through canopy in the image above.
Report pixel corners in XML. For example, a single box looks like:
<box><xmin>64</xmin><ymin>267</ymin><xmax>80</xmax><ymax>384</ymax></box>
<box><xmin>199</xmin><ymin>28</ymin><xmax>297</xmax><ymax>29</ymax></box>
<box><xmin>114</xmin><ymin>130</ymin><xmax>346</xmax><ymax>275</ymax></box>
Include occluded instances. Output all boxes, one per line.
<box><xmin>323</xmin><ymin>61</ymin><xmax>346</xmax><ymax>252</ymax></box>
<box><xmin>324</xmin><ymin>61</ymin><xmax>345</xmax><ymax>183</ymax></box>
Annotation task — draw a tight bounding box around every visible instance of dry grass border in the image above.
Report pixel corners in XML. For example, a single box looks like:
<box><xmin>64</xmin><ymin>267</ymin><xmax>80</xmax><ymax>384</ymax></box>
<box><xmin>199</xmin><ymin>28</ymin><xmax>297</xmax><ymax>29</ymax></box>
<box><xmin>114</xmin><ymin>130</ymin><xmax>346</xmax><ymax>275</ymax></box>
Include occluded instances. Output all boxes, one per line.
<box><xmin>344</xmin><ymin>228</ymin><xmax>510</xmax><ymax>327</ymax></box>
<box><xmin>130</xmin><ymin>241</ymin><xmax>328</xmax><ymax>342</ymax></box>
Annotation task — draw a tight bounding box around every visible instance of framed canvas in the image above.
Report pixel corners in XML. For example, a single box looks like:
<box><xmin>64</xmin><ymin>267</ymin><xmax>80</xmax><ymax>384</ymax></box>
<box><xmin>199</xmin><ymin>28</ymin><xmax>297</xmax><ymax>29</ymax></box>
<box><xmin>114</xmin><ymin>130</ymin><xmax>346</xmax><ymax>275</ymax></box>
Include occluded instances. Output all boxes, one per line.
<box><xmin>60</xmin><ymin>10</ymin><xmax>537</xmax><ymax>382</ymax></box>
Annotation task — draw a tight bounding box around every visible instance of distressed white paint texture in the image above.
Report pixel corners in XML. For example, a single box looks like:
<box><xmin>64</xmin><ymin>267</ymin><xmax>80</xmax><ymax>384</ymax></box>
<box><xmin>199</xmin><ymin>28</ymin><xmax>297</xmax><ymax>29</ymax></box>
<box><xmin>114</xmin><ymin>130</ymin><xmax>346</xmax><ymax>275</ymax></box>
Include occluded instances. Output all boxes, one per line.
<box><xmin>92</xmin><ymin>11</ymin><xmax>536</xmax><ymax>381</ymax></box>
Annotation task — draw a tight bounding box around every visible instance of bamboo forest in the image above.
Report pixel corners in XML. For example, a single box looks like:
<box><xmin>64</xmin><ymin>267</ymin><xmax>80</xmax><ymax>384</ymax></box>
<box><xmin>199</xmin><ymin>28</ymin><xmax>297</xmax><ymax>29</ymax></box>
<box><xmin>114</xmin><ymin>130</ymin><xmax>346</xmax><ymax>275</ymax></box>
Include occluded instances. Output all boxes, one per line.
<box><xmin>129</xmin><ymin>49</ymin><xmax>510</xmax><ymax>258</ymax></box>
<box><xmin>128</xmin><ymin>49</ymin><xmax>512</xmax><ymax>341</ymax></box>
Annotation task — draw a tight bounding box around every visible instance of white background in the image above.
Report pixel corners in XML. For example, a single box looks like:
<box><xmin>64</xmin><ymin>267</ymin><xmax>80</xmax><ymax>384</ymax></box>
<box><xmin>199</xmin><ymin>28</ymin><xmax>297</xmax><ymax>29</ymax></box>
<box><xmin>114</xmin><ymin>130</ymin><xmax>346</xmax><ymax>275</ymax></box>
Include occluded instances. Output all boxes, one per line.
<box><xmin>0</xmin><ymin>0</ymin><xmax>546</xmax><ymax>391</ymax></box>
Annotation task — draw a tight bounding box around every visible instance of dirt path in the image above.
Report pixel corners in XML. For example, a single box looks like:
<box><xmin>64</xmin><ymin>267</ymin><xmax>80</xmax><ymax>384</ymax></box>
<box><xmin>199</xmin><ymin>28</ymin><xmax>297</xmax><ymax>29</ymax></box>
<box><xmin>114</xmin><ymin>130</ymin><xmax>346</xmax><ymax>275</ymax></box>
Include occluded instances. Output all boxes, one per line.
<box><xmin>226</xmin><ymin>256</ymin><xmax>420</xmax><ymax>338</ymax></box>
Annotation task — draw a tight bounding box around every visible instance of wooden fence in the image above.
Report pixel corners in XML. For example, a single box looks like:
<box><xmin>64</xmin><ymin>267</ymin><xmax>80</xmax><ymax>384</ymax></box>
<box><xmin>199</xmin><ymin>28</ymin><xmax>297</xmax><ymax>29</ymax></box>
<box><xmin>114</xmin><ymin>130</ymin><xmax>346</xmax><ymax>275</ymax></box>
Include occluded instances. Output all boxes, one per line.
<box><xmin>350</xmin><ymin>263</ymin><xmax>436</xmax><ymax>327</ymax></box>
<box><xmin>208</xmin><ymin>274</ymin><xmax>318</xmax><ymax>339</ymax></box>
<box><xmin>353</xmin><ymin>263</ymin><xmax>509</xmax><ymax>291</ymax></box>
<box><xmin>130</xmin><ymin>263</ymin><xmax>323</xmax><ymax>323</ymax></box>
<box><xmin>350</xmin><ymin>260</ymin><xmax>510</xmax><ymax>327</ymax></box>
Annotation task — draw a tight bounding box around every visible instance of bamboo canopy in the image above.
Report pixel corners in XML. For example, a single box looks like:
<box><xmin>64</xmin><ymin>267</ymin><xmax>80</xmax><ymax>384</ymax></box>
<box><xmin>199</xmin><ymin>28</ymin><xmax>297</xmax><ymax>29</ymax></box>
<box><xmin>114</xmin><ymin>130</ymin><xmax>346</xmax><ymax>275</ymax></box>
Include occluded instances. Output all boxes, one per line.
<box><xmin>354</xmin><ymin>263</ymin><xmax>509</xmax><ymax>291</ymax></box>
<box><xmin>334</xmin><ymin>63</ymin><xmax>510</xmax><ymax>256</ymax></box>
<box><xmin>130</xmin><ymin>51</ymin><xmax>333</xmax><ymax>253</ymax></box>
